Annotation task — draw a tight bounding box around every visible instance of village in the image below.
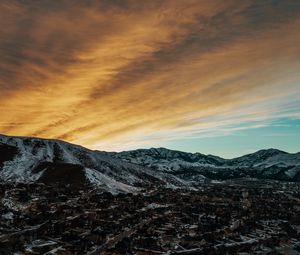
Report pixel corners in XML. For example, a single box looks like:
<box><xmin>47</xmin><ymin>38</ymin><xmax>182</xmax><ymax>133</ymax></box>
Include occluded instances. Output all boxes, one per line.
<box><xmin>1</xmin><ymin>179</ymin><xmax>300</xmax><ymax>255</ymax></box>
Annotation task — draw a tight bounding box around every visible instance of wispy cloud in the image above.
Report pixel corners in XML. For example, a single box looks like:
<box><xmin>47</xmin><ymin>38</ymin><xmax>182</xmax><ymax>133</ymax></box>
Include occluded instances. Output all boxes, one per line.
<box><xmin>0</xmin><ymin>0</ymin><xmax>300</xmax><ymax>151</ymax></box>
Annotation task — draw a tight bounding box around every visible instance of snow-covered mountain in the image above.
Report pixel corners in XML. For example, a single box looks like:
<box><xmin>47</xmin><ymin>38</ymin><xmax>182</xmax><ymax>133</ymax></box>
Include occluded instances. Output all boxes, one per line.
<box><xmin>0</xmin><ymin>135</ymin><xmax>191</xmax><ymax>193</ymax></box>
<box><xmin>111</xmin><ymin>148</ymin><xmax>225</xmax><ymax>171</ymax></box>
<box><xmin>1</xmin><ymin>134</ymin><xmax>300</xmax><ymax>193</ymax></box>
<box><xmin>113</xmin><ymin>147</ymin><xmax>300</xmax><ymax>181</ymax></box>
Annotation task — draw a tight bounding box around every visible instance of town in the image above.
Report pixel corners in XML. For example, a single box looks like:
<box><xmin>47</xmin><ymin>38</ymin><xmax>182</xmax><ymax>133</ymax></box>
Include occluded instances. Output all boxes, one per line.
<box><xmin>1</xmin><ymin>179</ymin><xmax>300</xmax><ymax>255</ymax></box>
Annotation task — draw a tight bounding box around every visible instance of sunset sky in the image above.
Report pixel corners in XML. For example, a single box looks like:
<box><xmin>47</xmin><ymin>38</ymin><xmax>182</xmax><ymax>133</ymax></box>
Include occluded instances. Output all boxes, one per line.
<box><xmin>0</xmin><ymin>0</ymin><xmax>300</xmax><ymax>158</ymax></box>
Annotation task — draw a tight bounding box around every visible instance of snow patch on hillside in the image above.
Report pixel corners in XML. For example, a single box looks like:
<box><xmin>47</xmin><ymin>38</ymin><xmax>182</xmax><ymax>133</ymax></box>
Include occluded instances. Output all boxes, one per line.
<box><xmin>85</xmin><ymin>168</ymin><xmax>139</xmax><ymax>194</ymax></box>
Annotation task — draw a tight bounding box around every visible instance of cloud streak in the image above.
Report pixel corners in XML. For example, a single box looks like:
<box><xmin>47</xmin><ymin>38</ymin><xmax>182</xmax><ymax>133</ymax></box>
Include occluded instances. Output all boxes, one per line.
<box><xmin>0</xmin><ymin>0</ymin><xmax>300</xmax><ymax>151</ymax></box>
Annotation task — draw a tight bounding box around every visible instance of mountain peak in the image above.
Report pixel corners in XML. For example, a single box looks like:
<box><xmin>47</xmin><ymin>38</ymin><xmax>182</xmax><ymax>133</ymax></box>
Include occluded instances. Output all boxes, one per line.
<box><xmin>0</xmin><ymin>135</ymin><xmax>299</xmax><ymax>187</ymax></box>
<box><xmin>255</xmin><ymin>148</ymin><xmax>287</xmax><ymax>155</ymax></box>
<box><xmin>237</xmin><ymin>148</ymin><xmax>288</xmax><ymax>160</ymax></box>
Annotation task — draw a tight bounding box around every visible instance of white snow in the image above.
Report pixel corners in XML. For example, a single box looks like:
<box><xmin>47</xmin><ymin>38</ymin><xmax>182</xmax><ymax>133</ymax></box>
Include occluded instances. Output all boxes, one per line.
<box><xmin>1</xmin><ymin>134</ymin><xmax>299</xmax><ymax>192</ymax></box>
<box><xmin>1</xmin><ymin>212</ymin><xmax>14</xmax><ymax>220</ymax></box>
<box><xmin>2</xmin><ymin>191</ymin><xmax>28</xmax><ymax>211</ymax></box>
<box><xmin>85</xmin><ymin>168</ymin><xmax>140</xmax><ymax>194</ymax></box>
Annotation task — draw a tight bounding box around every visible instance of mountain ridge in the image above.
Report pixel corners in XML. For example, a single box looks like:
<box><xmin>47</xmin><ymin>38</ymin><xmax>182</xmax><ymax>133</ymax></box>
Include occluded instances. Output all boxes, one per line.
<box><xmin>0</xmin><ymin>134</ymin><xmax>191</xmax><ymax>193</ymax></box>
<box><xmin>0</xmin><ymin>134</ymin><xmax>300</xmax><ymax>192</ymax></box>
<box><xmin>1</xmin><ymin>133</ymin><xmax>298</xmax><ymax>159</ymax></box>
<box><xmin>108</xmin><ymin>146</ymin><xmax>299</xmax><ymax>160</ymax></box>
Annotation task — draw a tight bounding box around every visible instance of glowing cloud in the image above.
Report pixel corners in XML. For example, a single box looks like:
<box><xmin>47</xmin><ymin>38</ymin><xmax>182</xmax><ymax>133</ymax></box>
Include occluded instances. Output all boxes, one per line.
<box><xmin>0</xmin><ymin>0</ymin><xmax>300</xmax><ymax>154</ymax></box>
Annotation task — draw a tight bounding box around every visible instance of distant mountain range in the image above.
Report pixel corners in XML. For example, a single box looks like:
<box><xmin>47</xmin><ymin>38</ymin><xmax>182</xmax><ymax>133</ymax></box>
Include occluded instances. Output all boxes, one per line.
<box><xmin>112</xmin><ymin>147</ymin><xmax>300</xmax><ymax>183</ymax></box>
<box><xmin>0</xmin><ymin>134</ymin><xmax>299</xmax><ymax>193</ymax></box>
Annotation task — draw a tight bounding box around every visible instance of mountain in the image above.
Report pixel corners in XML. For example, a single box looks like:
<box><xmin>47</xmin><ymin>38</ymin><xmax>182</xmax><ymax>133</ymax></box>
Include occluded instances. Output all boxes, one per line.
<box><xmin>112</xmin><ymin>147</ymin><xmax>300</xmax><ymax>182</ymax></box>
<box><xmin>0</xmin><ymin>134</ymin><xmax>300</xmax><ymax>193</ymax></box>
<box><xmin>0</xmin><ymin>135</ymin><xmax>191</xmax><ymax>194</ymax></box>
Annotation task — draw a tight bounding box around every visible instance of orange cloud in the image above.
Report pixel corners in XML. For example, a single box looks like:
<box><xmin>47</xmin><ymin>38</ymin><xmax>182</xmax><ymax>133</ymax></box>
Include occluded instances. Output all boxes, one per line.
<box><xmin>0</xmin><ymin>0</ymin><xmax>300</xmax><ymax>150</ymax></box>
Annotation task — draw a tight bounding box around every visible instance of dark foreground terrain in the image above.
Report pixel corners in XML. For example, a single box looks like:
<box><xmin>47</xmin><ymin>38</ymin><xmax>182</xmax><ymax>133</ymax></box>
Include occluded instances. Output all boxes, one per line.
<box><xmin>1</xmin><ymin>179</ymin><xmax>300</xmax><ymax>255</ymax></box>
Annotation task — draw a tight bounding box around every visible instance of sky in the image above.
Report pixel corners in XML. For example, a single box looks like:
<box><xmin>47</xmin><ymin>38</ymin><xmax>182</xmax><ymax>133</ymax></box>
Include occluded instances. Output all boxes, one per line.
<box><xmin>0</xmin><ymin>0</ymin><xmax>300</xmax><ymax>158</ymax></box>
